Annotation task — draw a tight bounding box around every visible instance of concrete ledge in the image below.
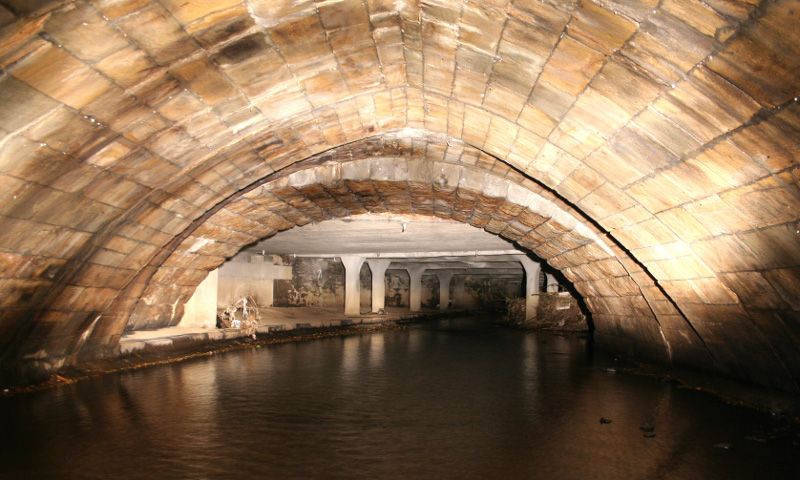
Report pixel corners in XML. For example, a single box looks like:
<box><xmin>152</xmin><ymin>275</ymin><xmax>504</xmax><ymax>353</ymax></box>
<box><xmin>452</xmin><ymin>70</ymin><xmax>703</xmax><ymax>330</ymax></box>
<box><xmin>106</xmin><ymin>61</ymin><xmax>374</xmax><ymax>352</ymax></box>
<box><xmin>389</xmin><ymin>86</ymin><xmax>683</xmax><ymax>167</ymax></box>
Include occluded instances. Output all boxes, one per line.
<box><xmin>120</xmin><ymin>327</ymin><xmax>252</xmax><ymax>355</ymax></box>
<box><xmin>118</xmin><ymin>307</ymin><xmax>469</xmax><ymax>359</ymax></box>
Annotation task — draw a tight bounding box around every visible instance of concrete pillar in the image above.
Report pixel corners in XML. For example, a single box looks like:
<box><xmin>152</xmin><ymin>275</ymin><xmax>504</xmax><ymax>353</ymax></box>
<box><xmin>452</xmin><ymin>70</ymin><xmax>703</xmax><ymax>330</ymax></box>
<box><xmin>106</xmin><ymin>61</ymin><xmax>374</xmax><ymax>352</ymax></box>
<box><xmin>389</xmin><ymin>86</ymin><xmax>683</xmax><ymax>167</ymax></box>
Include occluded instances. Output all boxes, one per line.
<box><xmin>179</xmin><ymin>269</ymin><xmax>218</xmax><ymax>328</ymax></box>
<box><xmin>406</xmin><ymin>265</ymin><xmax>426</xmax><ymax>312</ymax></box>
<box><xmin>452</xmin><ymin>275</ymin><xmax>467</xmax><ymax>308</ymax></box>
<box><xmin>366</xmin><ymin>259</ymin><xmax>391</xmax><ymax>313</ymax></box>
<box><xmin>519</xmin><ymin>257</ymin><xmax>541</xmax><ymax>322</ymax></box>
<box><xmin>341</xmin><ymin>255</ymin><xmax>365</xmax><ymax>316</ymax></box>
<box><xmin>546</xmin><ymin>273</ymin><xmax>559</xmax><ymax>293</ymax></box>
<box><xmin>436</xmin><ymin>272</ymin><xmax>454</xmax><ymax>310</ymax></box>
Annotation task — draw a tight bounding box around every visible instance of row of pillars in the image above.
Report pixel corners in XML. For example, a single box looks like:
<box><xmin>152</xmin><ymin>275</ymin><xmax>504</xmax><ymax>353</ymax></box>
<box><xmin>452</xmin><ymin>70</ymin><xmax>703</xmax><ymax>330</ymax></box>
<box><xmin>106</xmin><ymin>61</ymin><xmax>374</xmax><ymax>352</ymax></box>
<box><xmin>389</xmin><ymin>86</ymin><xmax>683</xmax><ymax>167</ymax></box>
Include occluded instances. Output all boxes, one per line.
<box><xmin>340</xmin><ymin>255</ymin><xmax>558</xmax><ymax>318</ymax></box>
<box><xmin>341</xmin><ymin>257</ymin><xmax>453</xmax><ymax>316</ymax></box>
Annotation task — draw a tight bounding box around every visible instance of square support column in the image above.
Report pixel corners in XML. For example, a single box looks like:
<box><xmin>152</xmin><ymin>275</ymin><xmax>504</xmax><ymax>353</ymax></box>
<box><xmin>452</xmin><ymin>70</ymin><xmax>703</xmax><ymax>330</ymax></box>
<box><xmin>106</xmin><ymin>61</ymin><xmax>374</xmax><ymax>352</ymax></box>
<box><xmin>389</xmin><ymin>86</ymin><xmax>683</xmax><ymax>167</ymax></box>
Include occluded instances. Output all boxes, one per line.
<box><xmin>406</xmin><ymin>265</ymin><xmax>426</xmax><ymax>312</ymax></box>
<box><xmin>436</xmin><ymin>272</ymin><xmax>454</xmax><ymax>310</ymax></box>
<box><xmin>366</xmin><ymin>259</ymin><xmax>391</xmax><ymax>313</ymax></box>
<box><xmin>452</xmin><ymin>275</ymin><xmax>467</xmax><ymax>308</ymax></box>
<box><xmin>341</xmin><ymin>255</ymin><xmax>365</xmax><ymax>316</ymax></box>
<box><xmin>519</xmin><ymin>257</ymin><xmax>541</xmax><ymax>322</ymax></box>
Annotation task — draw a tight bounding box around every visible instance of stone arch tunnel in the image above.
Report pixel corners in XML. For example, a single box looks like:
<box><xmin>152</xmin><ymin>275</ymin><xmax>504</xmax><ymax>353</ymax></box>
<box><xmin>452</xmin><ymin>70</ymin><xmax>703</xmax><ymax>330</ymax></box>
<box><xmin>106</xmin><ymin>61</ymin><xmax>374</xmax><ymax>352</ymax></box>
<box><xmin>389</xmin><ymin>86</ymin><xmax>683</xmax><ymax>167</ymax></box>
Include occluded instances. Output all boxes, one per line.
<box><xmin>0</xmin><ymin>0</ymin><xmax>798</xmax><ymax>397</ymax></box>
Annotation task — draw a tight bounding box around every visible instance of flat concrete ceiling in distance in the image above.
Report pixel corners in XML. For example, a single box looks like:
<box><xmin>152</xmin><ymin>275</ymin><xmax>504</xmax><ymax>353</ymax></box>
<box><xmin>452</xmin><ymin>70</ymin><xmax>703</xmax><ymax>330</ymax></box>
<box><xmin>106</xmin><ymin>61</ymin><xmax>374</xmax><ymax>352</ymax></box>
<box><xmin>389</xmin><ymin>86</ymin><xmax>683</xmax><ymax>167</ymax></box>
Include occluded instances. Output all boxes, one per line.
<box><xmin>246</xmin><ymin>214</ymin><xmax>519</xmax><ymax>256</ymax></box>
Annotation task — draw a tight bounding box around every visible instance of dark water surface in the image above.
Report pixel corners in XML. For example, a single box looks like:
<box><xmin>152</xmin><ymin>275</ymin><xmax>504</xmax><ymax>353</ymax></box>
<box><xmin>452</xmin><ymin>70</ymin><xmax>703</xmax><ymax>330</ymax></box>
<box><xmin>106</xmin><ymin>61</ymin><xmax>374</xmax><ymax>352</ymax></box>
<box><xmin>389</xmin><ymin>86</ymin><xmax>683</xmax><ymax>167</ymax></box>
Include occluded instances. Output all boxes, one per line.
<box><xmin>2</xmin><ymin>317</ymin><xmax>799</xmax><ymax>479</ymax></box>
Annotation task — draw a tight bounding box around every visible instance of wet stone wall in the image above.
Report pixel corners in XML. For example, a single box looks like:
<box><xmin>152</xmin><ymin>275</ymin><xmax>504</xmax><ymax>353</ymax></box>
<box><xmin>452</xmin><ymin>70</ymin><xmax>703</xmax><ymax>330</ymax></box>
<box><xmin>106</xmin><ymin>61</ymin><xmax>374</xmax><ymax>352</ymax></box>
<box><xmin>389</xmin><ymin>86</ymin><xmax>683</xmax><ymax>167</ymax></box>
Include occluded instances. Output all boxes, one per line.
<box><xmin>271</xmin><ymin>258</ymin><xmax>521</xmax><ymax>311</ymax></box>
<box><xmin>531</xmin><ymin>293</ymin><xmax>587</xmax><ymax>332</ymax></box>
<box><xmin>274</xmin><ymin>257</ymin><xmax>346</xmax><ymax>308</ymax></box>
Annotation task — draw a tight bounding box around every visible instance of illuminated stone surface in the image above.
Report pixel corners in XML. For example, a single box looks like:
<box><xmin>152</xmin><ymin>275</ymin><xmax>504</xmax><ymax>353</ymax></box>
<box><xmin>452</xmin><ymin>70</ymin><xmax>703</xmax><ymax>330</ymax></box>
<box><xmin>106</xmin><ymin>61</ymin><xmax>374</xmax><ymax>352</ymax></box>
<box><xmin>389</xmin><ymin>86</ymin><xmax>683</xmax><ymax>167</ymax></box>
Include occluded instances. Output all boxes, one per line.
<box><xmin>0</xmin><ymin>0</ymin><xmax>797</xmax><ymax>390</ymax></box>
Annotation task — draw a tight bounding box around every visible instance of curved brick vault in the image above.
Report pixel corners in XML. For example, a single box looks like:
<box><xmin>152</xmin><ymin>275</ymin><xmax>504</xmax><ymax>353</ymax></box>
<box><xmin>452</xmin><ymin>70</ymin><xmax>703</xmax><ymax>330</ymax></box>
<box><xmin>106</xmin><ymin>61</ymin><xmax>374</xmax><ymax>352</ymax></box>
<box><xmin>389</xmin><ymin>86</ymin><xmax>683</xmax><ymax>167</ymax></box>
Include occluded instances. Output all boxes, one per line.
<box><xmin>0</xmin><ymin>1</ymin><xmax>797</xmax><ymax>390</ymax></box>
<box><xmin>120</xmin><ymin>143</ymin><xmax>685</xmax><ymax>362</ymax></box>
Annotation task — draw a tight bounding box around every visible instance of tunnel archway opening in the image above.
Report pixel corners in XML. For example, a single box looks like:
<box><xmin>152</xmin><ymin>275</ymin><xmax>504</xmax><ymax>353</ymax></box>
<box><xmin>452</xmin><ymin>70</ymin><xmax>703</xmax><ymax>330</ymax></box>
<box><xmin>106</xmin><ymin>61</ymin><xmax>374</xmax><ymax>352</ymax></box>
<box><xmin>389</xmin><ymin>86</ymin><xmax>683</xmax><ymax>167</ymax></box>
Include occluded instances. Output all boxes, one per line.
<box><xmin>1</xmin><ymin>129</ymin><xmax>703</xmax><ymax>389</ymax></box>
<box><xmin>170</xmin><ymin>213</ymin><xmax>593</xmax><ymax>338</ymax></box>
<box><xmin>62</xmin><ymin>143</ymin><xmax>686</xmax><ymax>385</ymax></box>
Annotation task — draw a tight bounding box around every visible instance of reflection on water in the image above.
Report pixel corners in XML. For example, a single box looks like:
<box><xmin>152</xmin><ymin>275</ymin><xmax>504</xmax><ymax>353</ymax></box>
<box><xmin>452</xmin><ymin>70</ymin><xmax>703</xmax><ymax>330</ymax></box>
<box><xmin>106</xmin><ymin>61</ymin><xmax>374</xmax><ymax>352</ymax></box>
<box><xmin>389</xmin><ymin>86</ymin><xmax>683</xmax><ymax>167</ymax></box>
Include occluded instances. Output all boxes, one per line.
<box><xmin>1</xmin><ymin>317</ymin><xmax>798</xmax><ymax>479</ymax></box>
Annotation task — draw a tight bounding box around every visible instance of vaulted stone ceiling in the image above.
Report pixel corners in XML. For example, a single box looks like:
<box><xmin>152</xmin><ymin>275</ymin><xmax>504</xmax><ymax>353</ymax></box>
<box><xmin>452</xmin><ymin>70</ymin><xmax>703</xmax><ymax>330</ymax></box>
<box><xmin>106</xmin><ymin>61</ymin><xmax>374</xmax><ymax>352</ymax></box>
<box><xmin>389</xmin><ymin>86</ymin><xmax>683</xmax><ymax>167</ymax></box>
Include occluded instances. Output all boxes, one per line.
<box><xmin>0</xmin><ymin>0</ymin><xmax>798</xmax><ymax>390</ymax></box>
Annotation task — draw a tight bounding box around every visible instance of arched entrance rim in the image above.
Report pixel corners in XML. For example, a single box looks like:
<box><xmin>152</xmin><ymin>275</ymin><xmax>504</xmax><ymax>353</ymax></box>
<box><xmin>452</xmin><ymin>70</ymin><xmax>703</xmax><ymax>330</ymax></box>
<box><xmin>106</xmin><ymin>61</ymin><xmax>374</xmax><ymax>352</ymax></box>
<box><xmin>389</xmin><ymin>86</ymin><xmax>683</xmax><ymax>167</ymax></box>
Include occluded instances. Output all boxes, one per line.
<box><xmin>79</xmin><ymin>134</ymin><xmax>700</xmax><ymax>372</ymax></box>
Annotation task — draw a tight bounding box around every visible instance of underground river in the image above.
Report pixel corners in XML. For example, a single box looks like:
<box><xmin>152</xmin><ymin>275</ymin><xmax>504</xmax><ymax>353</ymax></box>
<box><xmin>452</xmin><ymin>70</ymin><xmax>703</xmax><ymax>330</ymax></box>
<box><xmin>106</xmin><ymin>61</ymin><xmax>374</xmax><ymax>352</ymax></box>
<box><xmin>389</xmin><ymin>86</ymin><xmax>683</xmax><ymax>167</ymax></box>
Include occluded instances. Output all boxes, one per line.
<box><xmin>1</xmin><ymin>317</ymin><xmax>798</xmax><ymax>479</ymax></box>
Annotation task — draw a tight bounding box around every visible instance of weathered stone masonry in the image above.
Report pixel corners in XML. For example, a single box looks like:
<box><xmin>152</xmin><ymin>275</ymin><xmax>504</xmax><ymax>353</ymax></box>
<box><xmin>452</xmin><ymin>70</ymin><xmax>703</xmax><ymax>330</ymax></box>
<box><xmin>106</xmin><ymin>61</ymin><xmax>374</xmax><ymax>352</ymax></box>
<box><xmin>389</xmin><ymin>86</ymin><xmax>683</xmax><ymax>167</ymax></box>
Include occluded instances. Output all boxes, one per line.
<box><xmin>0</xmin><ymin>0</ymin><xmax>797</xmax><ymax>391</ymax></box>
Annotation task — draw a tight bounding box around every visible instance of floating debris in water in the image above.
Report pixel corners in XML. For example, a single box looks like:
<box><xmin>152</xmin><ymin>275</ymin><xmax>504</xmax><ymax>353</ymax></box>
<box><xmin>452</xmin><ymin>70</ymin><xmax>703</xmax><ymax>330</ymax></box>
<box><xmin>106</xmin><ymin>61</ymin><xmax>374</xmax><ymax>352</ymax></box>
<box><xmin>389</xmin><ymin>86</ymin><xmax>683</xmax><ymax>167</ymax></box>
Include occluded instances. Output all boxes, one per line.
<box><xmin>744</xmin><ymin>435</ymin><xmax>767</xmax><ymax>443</ymax></box>
<box><xmin>599</xmin><ymin>417</ymin><xmax>612</xmax><ymax>424</ymax></box>
<box><xmin>643</xmin><ymin>432</ymin><xmax>656</xmax><ymax>438</ymax></box>
<box><xmin>605</xmin><ymin>367</ymin><xmax>617</xmax><ymax>374</ymax></box>
<box><xmin>713</xmin><ymin>443</ymin><xmax>732</xmax><ymax>450</ymax></box>
<box><xmin>640</xmin><ymin>424</ymin><xmax>655</xmax><ymax>433</ymax></box>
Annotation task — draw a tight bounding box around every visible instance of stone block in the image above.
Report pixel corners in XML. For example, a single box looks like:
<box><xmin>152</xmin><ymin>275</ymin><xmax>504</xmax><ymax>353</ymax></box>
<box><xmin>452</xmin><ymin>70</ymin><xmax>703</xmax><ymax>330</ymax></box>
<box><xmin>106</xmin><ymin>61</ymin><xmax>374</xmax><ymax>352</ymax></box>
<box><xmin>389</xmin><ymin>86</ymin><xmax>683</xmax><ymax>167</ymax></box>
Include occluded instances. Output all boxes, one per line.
<box><xmin>729</xmin><ymin>105</ymin><xmax>800</xmax><ymax>173</ymax></box>
<box><xmin>594</xmin><ymin>63</ymin><xmax>660</xmax><ymax>116</ymax></box>
<box><xmin>686</xmin><ymin>277</ymin><xmax>739</xmax><ymax>304</ymax></box>
<box><xmin>737</xmin><ymin>224</ymin><xmax>800</xmax><ymax>269</ymax></box>
<box><xmin>0</xmin><ymin>13</ymin><xmax>47</xmax><ymax>62</ymax></box>
<box><xmin>691</xmin><ymin>234</ymin><xmax>762</xmax><ymax>273</ymax></box>
<box><xmin>11</xmin><ymin>44</ymin><xmax>112</xmax><ymax>109</ymax></box>
<box><xmin>529</xmin><ymin>81</ymin><xmax>574</xmax><ymax>121</ymax></box>
<box><xmin>706</xmin><ymin>1</ymin><xmax>800</xmax><ymax>107</ymax></box>
<box><xmin>44</xmin><ymin>2</ymin><xmax>128</xmax><ymax>62</ymax></box>
<box><xmin>722</xmin><ymin>178</ymin><xmax>800</xmax><ymax>230</ymax></box>
<box><xmin>557</xmin><ymin>165</ymin><xmax>604</xmax><ymax>202</ymax></box>
<box><xmin>630</xmin><ymin>107</ymin><xmax>701</xmax><ymax>157</ymax></box>
<box><xmin>517</xmin><ymin>103</ymin><xmax>558</xmax><ymax>138</ymax></box>
<box><xmin>160</xmin><ymin>0</ymin><xmax>241</xmax><ymax>24</ymax></box>
<box><xmin>622</xmin><ymin>12</ymin><xmax>715</xmax><ymax>84</ymax></box>
<box><xmin>762</xmin><ymin>269</ymin><xmax>800</xmax><ymax>311</ymax></box>
<box><xmin>460</xmin><ymin>2</ymin><xmax>505</xmax><ymax>52</ymax></box>
<box><xmin>568</xmin><ymin>1</ymin><xmax>636</xmax><ymax>54</ymax></box>
<box><xmin>483</xmin><ymin>84</ymin><xmax>527</xmax><ymax>120</ymax></box>
<box><xmin>602</xmin><ymin>205</ymin><xmax>653</xmax><ymax>231</ymax></box>
<box><xmin>661</xmin><ymin>0</ymin><xmax>729</xmax><ymax>37</ymax></box>
<box><xmin>526</xmin><ymin>142</ymin><xmax>579</xmax><ymax>188</ymax></box>
<box><xmin>0</xmin><ymin>76</ymin><xmax>58</xmax><ymax>132</ymax></box>
<box><xmin>720</xmin><ymin>271</ymin><xmax>789</xmax><ymax>310</ymax></box>
<box><xmin>170</xmin><ymin>58</ymin><xmax>240</xmax><ymax>106</ymax></box>
<box><xmin>49</xmin><ymin>285</ymin><xmax>118</xmax><ymax>312</ymax></box>
<box><xmin>540</xmin><ymin>36</ymin><xmax>604</xmax><ymax>96</ymax></box>
<box><xmin>579</xmin><ymin>182</ymin><xmax>636</xmax><ymax>221</ymax></box>
<box><xmin>683</xmin><ymin>195</ymin><xmax>752</xmax><ymax>236</ymax></box>
<box><xmin>92</xmin><ymin>0</ymin><xmax>151</xmax><ymax>20</ymax></box>
<box><xmin>482</xmin><ymin>115</ymin><xmax>518</xmax><ymax>159</ymax></box>
<box><xmin>655</xmin><ymin>207</ymin><xmax>711</xmax><ymax>242</ymax></box>
<box><xmin>117</xmin><ymin>3</ymin><xmax>197</xmax><ymax>63</ymax></box>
